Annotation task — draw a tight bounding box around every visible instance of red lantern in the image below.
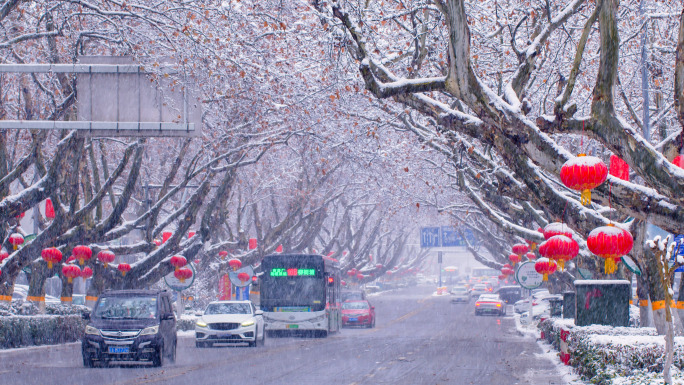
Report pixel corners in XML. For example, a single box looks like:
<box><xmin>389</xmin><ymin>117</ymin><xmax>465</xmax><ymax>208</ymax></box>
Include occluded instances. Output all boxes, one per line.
<box><xmin>67</xmin><ymin>255</ymin><xmax>76</xmax><ymax>264</ymax></box>
<box><xmin>386</xmin><ymin>270</ymin><xmax>393</xmax><ymax>275</ymax></box>
<box><xmin>62</xmin><ymin>265</ymin><xmax>81</xmax><ymax>283</ymax></box>
<box><xmin>219</xmin><ymin>250</ymin><xmax>228</xmax><ymax>260</ymax></box>
<box><xmin>501</xmin><ymin>267</ymin><xmax>514</xmax><ymax>276</ymax></box>
<box><xmin>560</xmin><ymin>154</ymin><xmax>608</xmax><ymax>205</ymax></box>
<box><xmin>81</xmin><ymin>267</ymin><xmax>93</xmax><ymax>279</ymax></box>
<box><xmin>188</xmin><ymin>231</ymin><xmax>195</xmax><ymax>238</ymax></box>
<box><xmin>538</xmin><ymin>235</ymin><xmax>578</xmax><ymax>271</ymax></box>
<box><xmin>275</xmin><ymin>244</ymin><xmax>283</xmax><ymax>253</ymax></box>
<box><xmin>525</xmin><ymin>239</ymin><xmax>538</xmax><ymax>251</ymax></box>
<box><xmin>512</xmin><ymin>243</ymin><xmax>529</xmax><ymax>256</ymax></box>
<box><xmin>41</xmin><ymin>247</ymin><xmax>63</xmax><ymax>269</ymax></box>
<box><xmin>72</xmin><ymin>245</ymin><xmax>92</xmax><ymax>266</ymax></box>
<box><xmin>16</xmin><ymin>211</ymin><xmax>24</xmax><ymax>220</ymax></box>
<box><xmin>502</xmin><ymin>263</ymin><xmax>512</xmax><ymax>270</ymax></box>
<box><xmin>118</xmin><ymin>263</ymin><xmax>131</xmax><ymax>276</ymax></box>
<box><xmin>174</xmin><ymin>268</ymin><xmax>192</xmax><ymax>283</ymax></box>
<box><xmin>162</xmin><ymin>232</ymin><xmax>172</xmax><ymax>243</ymax></box>
<box><xmin>237</xmin><ymin>272</ymin><xmax>250</xmax><ymax>283</ymax></box>
<box><xmin>154</xmin><ymin>239</ymin><xmax>161</xmax><ymax>246</ymax></box>
<box><xmin>376</xmin><ymin>264</ymin><xmax>383</xmax><ymax>269</ymax></box>
<box><xmin>8</xmin><ymin>233</ymin><xmax>24</xmax><ymax>250</ymax></box>
<box><xmin>170</xmin><ymin>255</ymin><xmax>187</xmax><ymax>272</ymax></box>
<box><xmin>525</xmin><ymin>252</ymin><xmax>536</xmax><ymax>260</ymax></box>
<box><xmin>45</xmin><ymin>198</ymin><xmax>55</xmax><ymax>219</ymax></box>
<box><xmin>674</xmin><ymin>155</ymin><xmax>684</xmax><ymax>168</ymax></box>
<box><xmin>356</xmin><ymin>273</ymin><xmax>364</xmax><ymax>280</ymax></box>
<box><xmin>508</xmin><ymin>253</ymin><xmax>521</xmax><ymax>266</ymax></box>
<box><xmin>543</xmin><ymin>222</ymin><xmax>573</xmax><ymax>240</ymax></box>
<box><xmin>228</xmin><ymin>258</ymin><xmax>242</xmax><ymax>271</ymax></box>
<box><xmin>347</xmin><ymin>270</ymin><xmax>355</xmax><ymax>277</ymax></box>
<box><xmin>97</xmin><ymin>250</ymin><xmax>115</xmax><ymax>268</ymax></box>
<box><xmin>609</xmin><ymin>155</ymin><xmax>629</xmax><ymax>181</ymax></box>
<box><xmin>534</xmin><ymin>258</ymin><xmax>557</xmax><ymax>281</ymax></box>
<box><xmin>498</xmin><ymin>274</ymin><xmax>506</xmax><ymax>280</ymax></box>
<box><xmin>194</xmin><ymin>259</ymin><xmax>200</xmax><ymax>264</ymax></box>
<box><xmin>587</xmin><ymin>224</ymin><xmax>634</xmax><ymax>275</ymax></box>
<box><xmin>341</xmin><ymin>280</ymin><xmax>347</xmax><ymax>286</ymax></box>
<box><xmin>248</xmin><ymin>238</ymin><xmax>257</xmax><ymax>250</ymax></box>
<box><xmin>0</xmin><ymin>250</ymin><xmax>8</xmax><ymax>262</ymax></box>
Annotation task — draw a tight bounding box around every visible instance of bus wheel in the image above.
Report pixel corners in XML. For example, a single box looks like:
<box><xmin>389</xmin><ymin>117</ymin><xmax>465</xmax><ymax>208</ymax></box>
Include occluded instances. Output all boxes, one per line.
<box><xmin>317</xmin><ymin>330</ymin><xmax>328</xmax><ymax>338</ymax></box>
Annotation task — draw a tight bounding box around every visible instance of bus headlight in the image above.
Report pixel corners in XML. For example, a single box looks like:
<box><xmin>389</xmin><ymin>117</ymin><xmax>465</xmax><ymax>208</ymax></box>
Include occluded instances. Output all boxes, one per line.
<box><xmin>241</xmin><ymin>319</ymin><xmax>255</xmax><ymax>327</ymax></box>
<box><xmin>310</xmin><ymin>314</ymin><xmax>327</xmax><ymax>323</ymax></box>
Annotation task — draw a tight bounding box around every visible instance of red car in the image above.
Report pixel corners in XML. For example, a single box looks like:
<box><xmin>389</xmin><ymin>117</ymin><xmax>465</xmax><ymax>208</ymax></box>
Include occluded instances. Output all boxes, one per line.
<box><xmin>341</xmin><ymin>300</ymin><xmax>375</xmax><ymax>328</ymax></box>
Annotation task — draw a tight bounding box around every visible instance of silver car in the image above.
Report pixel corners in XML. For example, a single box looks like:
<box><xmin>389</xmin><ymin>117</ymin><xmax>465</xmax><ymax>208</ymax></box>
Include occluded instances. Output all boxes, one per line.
<box><xmin>469</xmin><ymin>284</ymin><xmax>488</xmax><ymax>300</ymax></box>
<box><xmin>450</xmin><ymin>286</ymin><xmax>469</xmax><ymax>303</ymax></box>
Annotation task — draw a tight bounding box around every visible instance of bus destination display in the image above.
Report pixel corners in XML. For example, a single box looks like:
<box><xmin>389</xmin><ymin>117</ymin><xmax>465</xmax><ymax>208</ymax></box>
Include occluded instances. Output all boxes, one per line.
<box><xmin>270</xmin><ymin>268</ymin><xmax>316</xmax><ymax>277</ymax></box>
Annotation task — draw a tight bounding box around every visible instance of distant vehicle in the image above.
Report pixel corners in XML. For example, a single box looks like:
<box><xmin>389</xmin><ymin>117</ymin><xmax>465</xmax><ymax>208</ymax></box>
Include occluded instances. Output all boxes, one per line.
<box><xmin>11</xmin><ymin>284</ymin><xmax>61</xmax><ymax>305</ymax></box>
<box><xmin>514</xmin><ymin>298</ymin><xmax>531</xmax><ymax>314</ymax></box>
<box><xmin>474</xmin><ymin>294</ymin><xmax>506</xmax><ymax>316</ymax></box>
<box><xmin>260</xmin><ymin>254</ymin><xmax>342</xmax><ymax>337</ymax></box>
<box><xmin>341</xmin><ymin>290</ymin><xmax>366</xmax><ymax>302</ymax></box>
<box><xmin>341</xmin><ymin>300</ymin><xmax>375</xmax><ymax>328</ymax></box>
<box><xmin>496</xmin><ymin>286</ymin><xmax>522</xmax><ymax>304</ymax></box>
<box><xmin>450</xmin><ymin>286</ymin><xmax>469</xmax><ymax>303</ymax></box>
<box><xmin>470</xmin><ymin>284</ymin><xmax>488</xmax><ymax>299</ymax></box>
<box><xmin>365</xmin><ymin>285</ymin><xmax>381</xmax><ymax>293</ymax></box>
<box><xmin>81</xmin><ymin>290</ymin><xmax>177</xmax><ymax>367</ymax></box>
<box><xmin>529</xmin><ymin>294</ymin><xmax>563</xmax><ymax>319</ymax></box>
<box><xmin>195</xmin><ymin>300</ymin><xmax>264</xmax><ymax>347</ymax></box>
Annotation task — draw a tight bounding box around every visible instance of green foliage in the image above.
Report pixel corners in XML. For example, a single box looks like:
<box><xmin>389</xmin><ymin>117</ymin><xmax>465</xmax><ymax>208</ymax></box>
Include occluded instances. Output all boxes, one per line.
<box><xmin>0</xmin><ymin>315</ymin><xmax>86</xmax><ymax>349</ymax></box>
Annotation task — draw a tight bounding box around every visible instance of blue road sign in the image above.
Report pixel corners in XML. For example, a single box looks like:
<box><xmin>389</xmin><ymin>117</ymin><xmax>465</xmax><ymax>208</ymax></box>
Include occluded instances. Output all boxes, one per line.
<box><xmin>441</xmin><ymin>226</ymin><xmax>464</xmax><ymax>247</ymax></box>
<box><xmin>420</xmin><ymin>227</ymin><xmax>441</xmax><ymax>248</ymax></box>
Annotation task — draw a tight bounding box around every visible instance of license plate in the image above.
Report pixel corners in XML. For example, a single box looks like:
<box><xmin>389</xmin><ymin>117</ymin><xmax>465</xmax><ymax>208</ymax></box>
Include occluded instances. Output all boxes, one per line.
<box><xmin>287</xmin><ymin>324</ymin><xmax>299</xmax><ymax>329</ymax></box>
<box><xmin>348</xmin><ymin>318</ymin><xmax>358</xmax><ymax>322</ymax></box>
<box><xmin>108</xmin><ymin>346</ymin><xmax>129</xmax><ymax>354</ymax></box>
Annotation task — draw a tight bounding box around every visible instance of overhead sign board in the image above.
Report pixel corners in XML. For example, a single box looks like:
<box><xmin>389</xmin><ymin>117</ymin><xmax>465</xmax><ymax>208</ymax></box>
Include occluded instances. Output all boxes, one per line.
<box><xmin>420</xmin><ymin>227</ymin><xmax>441</xmax><ymax>248</ymax></box>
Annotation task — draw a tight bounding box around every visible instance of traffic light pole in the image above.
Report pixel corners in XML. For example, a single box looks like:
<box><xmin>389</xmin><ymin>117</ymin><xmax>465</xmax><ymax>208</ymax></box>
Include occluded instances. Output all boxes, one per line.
<box><xmin>438</xmin><ymin>251</ymin><xmax>443</xmax><ymax>287</ymax></box>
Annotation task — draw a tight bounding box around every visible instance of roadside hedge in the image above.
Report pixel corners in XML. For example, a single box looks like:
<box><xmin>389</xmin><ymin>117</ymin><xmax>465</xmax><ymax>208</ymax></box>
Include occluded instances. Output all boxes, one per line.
<box><xmin>0</xmin><ymin>315</ymin><xmax>86</xmax><ymax>349</ymax></box>
<box><xmin>539</xmin><ymin>318</ymin><xmax>684</xmax><ymax>385</ymax></box>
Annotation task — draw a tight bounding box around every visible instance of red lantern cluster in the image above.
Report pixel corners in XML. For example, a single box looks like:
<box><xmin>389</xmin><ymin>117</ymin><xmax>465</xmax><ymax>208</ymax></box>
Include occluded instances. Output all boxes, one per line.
<box><xmin>609</xmin><ymin>155</ymin><xmax>629</xmax><ymax>181</ymax></box>
<box><xmin>560</xmin><ymin>154</ymin><xmax>608</xmax><ymax>205</ymax></box>
<box><xmin>538</xmin><ymin>235</ymin><xmax>578</xmax><ymax>271</ymax></box>
<box><xmin>9</xmin><ymin>233</ymin><xmax>24</xmax><ymax>250</ymax></box>
<box><xmin>587</xmin><ymin>224</ymin><xmax>634</xmax><ymax>274</ymax></box>
<box><xmin>174</xmin><ymin>268</ymin><xmax>192</xmax><ymax>283</ymax></box>
<box><xmin>97</xmin><ymin>250</ymin><xmax>115</xmax><ymax>268</ymax></box>
<box><xmin>228</xmin><ymin>258</ymin><xmax>242</xmax><ymax>271</ymax></box>
<box><xmin>62</xmin><ymin>265</ymin><xmax>81</xmax><ymax>283</ymax></box>
<box><xmin>534</xmin><ymin>258</ymin><xmax>557</xmax><ymax>281</ymax></box>
<box><xmin>72</xmin><ymin>245</ymin><xmax>92</xmax><ymax>266</ymax></box>
<box><xmin>41</xmin><ymin>247</ymin><xmax>63</xmax><ymax>269</ymax></box>
<box><xmin>81</xmin><ymin>266</ymin><xmax>93</xmax><ymax>279</ymax></box>
<box><xmin>169</xmin><ymin>255</ymin><xmax>187</xmax><ymax>272</ymax></box>
<box><xmin>118</xmin><ymin>263</ymin><xmax>131</xmax><ymax>276</ymax></box>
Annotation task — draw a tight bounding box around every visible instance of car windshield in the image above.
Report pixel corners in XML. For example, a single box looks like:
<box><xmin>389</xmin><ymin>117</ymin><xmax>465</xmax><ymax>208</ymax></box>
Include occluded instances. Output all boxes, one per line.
<box><xmin>94</xmin><ymin>296</ymin><xmax>157</xmax><ymax>319</ymax></box>
<box><xmin>205</xmin><ymin>303</ymin><xmax>252</xmax><ymax>315</ymax></box>
<box><xmin>342</xmin><ymin>301</ymin><xmax>369</xmax><ymax>310</ymax></box>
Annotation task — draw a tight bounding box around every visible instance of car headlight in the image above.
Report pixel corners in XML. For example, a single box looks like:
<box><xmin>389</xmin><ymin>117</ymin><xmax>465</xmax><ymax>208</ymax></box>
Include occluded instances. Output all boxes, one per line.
<box><xmin>85</xmin><ymin>325</ymin><xmax>99</xmax><ymax>335</ymax></box>
<box><xmin>196</xmin><ymin>320</ymin><xmax>208</xmax><ymax>328</ymax></box>
<box><xmin>241</xmin><ymin>319</ymin><xmax>255</xmax><ymax>327</ymax></box>
<box><xmin>140</xmin><ymin>325</ymin><xmax>159</xmax><ymax>335</ymax></box>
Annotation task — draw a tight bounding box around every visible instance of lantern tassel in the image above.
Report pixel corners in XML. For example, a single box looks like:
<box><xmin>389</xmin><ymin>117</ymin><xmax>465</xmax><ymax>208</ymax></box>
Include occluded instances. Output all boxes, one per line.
<box><xmin>68</xmin><ymin>277</ymin><xmax>73</xmax><ymax>284</ymax></box>
<box><xmin>180</xmin><ymin>278</ymin><xmax>185</xmax><ymax>283</ymax></box>
<box><xmin>175</xmin><ymin>267</ymin><xmax>179</xmax><ymax>272</ymax></box>
<box><xmin>542</xmin><ymin>273</ymin><xmax>548</xmax><ymax>281</ymax></box>
<box><xmin>104</xmin><ymin>263</ymin><xmax>108</xmax><ymax>268</ymax></box>
<box><xmin>530</xmin><ymin>243</ymin><xmax>537</xmax><ymax>251</ymax></box>
<box><xmin>79</xmin><ymin>258</ymin><xmax>84</xmax><ymax>266</ymax></box>
<box><xmin>122</xmin><ymin>271</ymin><xmax>127</xmax><ymax>277</ymax></box>
<box><xmin>13</xmin><ymin>245</ymin><xmax>17</xmax><ymax>250</ymax></box>
<box><xmin>557</xmin><ymin>259</ymin><xmax>565</xmax><ymax>271</ymax></box>
<box><xmin>604</xmin><ymin>258</ymin><xmax>617</xmax><ymax>275</ymax></box>
<box><xmin>48</xmin><ymin>261</ymin><xmax>53</xmax><ymax>269</ymax></box>
<box><xmin>581</xmin><ymin>189</ymin><xmax>592</xmax><ymax>206</ymax></box>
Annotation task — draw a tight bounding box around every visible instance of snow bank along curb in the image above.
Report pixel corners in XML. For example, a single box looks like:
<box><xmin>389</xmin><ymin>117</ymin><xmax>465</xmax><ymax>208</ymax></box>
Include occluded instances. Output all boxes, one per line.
<box><xmin>539</xmin><ymin>318</ymin><xmax>684</xmax><ymax>384</ymax></box>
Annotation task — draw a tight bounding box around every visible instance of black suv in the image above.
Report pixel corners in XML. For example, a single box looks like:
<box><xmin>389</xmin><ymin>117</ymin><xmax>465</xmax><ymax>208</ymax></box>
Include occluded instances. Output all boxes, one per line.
<box><xmin>81</xmin><ymin>290</ymin><xmax>177</xmax><ymax>367</ymax></box>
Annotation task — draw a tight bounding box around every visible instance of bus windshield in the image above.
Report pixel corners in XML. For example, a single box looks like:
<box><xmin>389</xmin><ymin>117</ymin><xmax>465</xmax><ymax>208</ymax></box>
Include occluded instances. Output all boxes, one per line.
<box><xmin>260</xmin><ymin>254</ymin><xmax>330</xmax><ymax>312</ymax></box>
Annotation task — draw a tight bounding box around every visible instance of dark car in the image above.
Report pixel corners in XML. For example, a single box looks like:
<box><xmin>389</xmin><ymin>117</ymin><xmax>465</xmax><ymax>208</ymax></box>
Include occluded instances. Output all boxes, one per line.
<box><xmin>341</xmin><ymin>290</ymin><xmax>366</xmax><ymax>302</ymax></box>
<box><xmin>81</xmin><ymin>290</ymin><xmax>177</xmax><ymax>367</ymax></box>
<box><xmin>496</xmin><ymin>286</ymin><xmax>522</xmax><ymax>304</ymax></box>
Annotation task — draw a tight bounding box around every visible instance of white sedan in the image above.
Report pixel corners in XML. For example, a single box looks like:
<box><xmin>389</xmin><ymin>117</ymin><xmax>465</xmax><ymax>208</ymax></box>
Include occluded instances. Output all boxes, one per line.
<box><xmin>195</xmin><ymin>300</ymin><xmax>265</xmax><ymax>347</ymax></box>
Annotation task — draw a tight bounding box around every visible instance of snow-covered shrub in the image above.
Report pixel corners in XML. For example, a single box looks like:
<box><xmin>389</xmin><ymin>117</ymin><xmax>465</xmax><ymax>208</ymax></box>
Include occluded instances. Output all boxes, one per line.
<box><xmin>177</xmin><ymin>313</ymin><xmax>199</xmax><ymax>331</ymax></box>
<box><xmin>539</xmin><ymin>318</ymin><xmax>683</xmax><ymax>383</ymax></box>
<box><xmin>0</xmin><ymin>315</ymin><xmax>86</xmax><ymax>349</ymax></box>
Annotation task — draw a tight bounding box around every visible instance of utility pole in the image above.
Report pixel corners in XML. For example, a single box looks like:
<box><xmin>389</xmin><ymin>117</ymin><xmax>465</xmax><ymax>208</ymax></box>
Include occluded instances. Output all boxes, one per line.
<box><xmin>438</xmin><ymin>251</ymin><xmax>443</xmax><ymax>288</ymax></box>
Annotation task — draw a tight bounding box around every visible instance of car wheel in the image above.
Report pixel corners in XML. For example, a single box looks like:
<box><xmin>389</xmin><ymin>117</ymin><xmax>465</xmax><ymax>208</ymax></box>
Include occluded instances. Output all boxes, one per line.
<box><xmin>152</xmin><ymin>346</ymin><xmax>164</xmax><ymax>367</ymax></box>
<box><xmin>261</xmin><ymin>330</ymin><xmax>266</xmax><ymax>345</ymax></box>
<box><xmin>167</xmin><ymin>340</ymin><xmax>176</xmax><ymax>363</ymax></box>
<box><xmin>82</xmin><ymin>354</ymin><xmax>94</xmax><ymax>368</ymax></box>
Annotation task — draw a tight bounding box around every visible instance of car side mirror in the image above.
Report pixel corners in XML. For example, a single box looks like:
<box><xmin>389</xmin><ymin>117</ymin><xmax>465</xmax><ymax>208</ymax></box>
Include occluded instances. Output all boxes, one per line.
<box><xmin>371</xmin><ymin>306</ymin><xmax>375</xmax><ymax>310</ymax></box>
<box><xmin>161</xmin><ymin>313</ymin><xmax>175</xmax><ymax>320</ymax></box>
<box><xmin>81</xmin><ymin>312</ymin><xmax>90</xmax><ymax>320</ymax></box>
<box><xmin>255</xmin><ymin>310</ymin><xmax>264</xmax><ymax>316</ymax></box>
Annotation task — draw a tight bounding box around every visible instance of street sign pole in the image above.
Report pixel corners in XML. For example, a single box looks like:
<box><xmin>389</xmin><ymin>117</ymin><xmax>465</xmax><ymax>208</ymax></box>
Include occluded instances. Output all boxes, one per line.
<box><xmin>438</xmin><ymin>252</ymin><xmax>443</xmax><ymax>287</ymax></box>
